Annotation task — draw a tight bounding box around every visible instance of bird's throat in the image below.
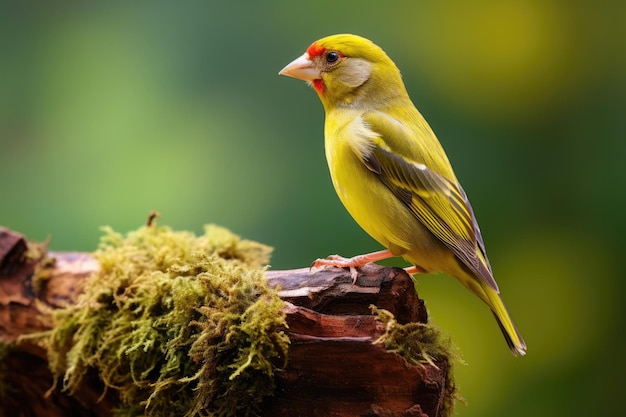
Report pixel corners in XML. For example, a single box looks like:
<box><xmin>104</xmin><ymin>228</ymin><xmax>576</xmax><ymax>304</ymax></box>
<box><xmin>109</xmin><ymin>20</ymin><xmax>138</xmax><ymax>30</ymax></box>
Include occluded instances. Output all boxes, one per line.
<box><xmin>312</xmin><ymin>79</ymin><xmax>325</xmax><ymax>95</ymax></box>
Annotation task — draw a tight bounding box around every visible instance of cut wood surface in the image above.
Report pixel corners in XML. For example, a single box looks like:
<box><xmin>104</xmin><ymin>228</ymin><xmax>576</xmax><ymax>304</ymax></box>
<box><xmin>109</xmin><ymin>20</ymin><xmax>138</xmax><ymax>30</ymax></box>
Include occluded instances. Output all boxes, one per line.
<box><xmin>0</xmin><ymin>227</ymin><xmax>450</xmax><ymax>417</ymax></box>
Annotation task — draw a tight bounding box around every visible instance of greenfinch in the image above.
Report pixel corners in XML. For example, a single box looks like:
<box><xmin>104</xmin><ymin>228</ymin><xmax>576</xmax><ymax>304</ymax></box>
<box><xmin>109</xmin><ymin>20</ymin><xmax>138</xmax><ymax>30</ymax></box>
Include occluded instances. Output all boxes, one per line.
<box><xmin>279</xmin><ymin>34</ymin><xmax>526</xmax><ymax>356</ymax></box>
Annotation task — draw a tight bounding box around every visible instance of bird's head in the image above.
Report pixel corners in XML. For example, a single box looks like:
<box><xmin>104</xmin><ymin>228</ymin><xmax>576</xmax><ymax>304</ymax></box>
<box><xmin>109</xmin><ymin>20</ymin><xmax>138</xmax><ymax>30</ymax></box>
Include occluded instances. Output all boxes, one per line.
<box><xmin>279</xmin><ymin>34</ymin><xmax>405</xmax><ymax>110</ymax></box>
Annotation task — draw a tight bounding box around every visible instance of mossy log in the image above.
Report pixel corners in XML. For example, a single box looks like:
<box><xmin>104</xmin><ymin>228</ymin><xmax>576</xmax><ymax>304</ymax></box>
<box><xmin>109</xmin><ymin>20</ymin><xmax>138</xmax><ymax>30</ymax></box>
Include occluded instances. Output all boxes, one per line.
<box><xmin>0</xmin><ymin>227</ymin><xmax>451</xmax><ymax>417</ymax></box>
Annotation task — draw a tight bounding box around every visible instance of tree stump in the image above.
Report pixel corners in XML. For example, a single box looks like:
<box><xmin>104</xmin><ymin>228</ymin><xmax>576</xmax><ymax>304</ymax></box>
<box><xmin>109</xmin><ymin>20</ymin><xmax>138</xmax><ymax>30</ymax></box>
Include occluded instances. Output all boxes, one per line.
<box><xmin>0</xmin><ymin>227</ymin><xmax>452</xmax><ymax>417</ymax></box>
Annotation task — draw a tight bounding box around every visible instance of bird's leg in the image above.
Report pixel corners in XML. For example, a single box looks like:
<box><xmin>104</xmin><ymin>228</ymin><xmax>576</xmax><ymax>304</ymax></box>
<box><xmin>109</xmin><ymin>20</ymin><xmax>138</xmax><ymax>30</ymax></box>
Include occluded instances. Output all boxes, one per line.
<box><xmin>404</xmin><ymin>265</ymin><xmax>426</xmax><ymax>275</ymax></box>
<box><xmin>312</xmin><ymin>249</ymin><xmax>395</xmax><ymax>282</ymax></box>
<box><xmin>313</xmin><ymin>249</ymin><xmax>394</xmax><ymax>268</ymax></box>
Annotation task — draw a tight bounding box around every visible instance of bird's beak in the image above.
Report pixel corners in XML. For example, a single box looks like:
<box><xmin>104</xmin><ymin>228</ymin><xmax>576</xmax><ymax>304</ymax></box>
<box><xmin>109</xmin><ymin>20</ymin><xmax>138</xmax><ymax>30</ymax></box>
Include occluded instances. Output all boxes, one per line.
<box><xmin>279</xmin><ymin>53</ymin><xmax>320</xmax><ymax>81</ymax></box>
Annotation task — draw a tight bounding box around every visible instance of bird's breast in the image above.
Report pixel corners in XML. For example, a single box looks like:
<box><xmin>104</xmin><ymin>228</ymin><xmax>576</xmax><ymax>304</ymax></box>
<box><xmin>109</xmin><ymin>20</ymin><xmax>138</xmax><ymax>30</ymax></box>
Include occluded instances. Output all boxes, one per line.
<box><xmin>324</xmin><ymin>113</ymin><xmax>414</xmax><ymax>254</ymax></box>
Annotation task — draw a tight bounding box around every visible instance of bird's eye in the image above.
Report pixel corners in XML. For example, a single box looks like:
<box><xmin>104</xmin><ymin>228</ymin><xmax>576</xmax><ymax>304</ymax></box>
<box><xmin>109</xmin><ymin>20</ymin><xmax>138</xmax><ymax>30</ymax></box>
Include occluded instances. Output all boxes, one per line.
<box><xmin>326</xmin><ymin>51</ymin><xmax>340</xmax><ymax>64</ymax></box>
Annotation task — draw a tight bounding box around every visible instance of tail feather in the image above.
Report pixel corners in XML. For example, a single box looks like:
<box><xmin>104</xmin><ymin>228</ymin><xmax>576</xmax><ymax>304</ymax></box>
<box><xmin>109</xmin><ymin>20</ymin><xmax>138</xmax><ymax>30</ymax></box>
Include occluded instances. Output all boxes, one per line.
<box><xmin>492</xmin><ymin>311</ymin><xmax>527</xmax><ymax>356</ymax></box>
<box><xmin>486</xmin><ymin>286</ymin><xmax>527</xmax><ymax>356</ymax></box>
<box><xmin>457</xmin><ymin>271</ymin><xmax>527</xmax><ymax>356</ymax></box>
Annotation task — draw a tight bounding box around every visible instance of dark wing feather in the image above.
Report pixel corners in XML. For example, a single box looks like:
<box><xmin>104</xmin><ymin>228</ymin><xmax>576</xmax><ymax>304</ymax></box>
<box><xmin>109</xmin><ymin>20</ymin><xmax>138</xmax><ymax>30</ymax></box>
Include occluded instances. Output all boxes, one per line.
<box><xmin>365</xmin><ymin>146</ymin><xmax>498</xmax><ymax>291</ymax></box>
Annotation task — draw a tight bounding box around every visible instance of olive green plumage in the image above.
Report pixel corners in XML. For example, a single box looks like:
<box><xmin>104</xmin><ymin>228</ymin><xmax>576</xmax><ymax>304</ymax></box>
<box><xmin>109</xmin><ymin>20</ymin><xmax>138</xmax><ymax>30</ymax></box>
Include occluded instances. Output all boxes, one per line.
<box><xmin>280</xmin><ymin>34</ymin><xmax>526</xmax><ymax>356</ymax></box>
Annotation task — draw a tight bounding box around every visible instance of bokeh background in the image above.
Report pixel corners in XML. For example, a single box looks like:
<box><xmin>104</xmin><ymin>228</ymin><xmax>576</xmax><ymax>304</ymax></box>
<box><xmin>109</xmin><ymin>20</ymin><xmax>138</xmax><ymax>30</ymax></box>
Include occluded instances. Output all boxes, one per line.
<box><xmin>1</xmin><ymin>1</ymin><xmax>624</xmax><ymax>415</ymax></box>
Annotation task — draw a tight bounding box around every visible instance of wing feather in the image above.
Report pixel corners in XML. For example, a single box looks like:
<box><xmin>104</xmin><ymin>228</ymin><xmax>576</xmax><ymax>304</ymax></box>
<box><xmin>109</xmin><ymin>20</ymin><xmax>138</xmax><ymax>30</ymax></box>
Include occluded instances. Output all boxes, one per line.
<box><xmin>358</xmin><ymin>113</ymin><xmax>498</xmax><ymax>291</ymax></box>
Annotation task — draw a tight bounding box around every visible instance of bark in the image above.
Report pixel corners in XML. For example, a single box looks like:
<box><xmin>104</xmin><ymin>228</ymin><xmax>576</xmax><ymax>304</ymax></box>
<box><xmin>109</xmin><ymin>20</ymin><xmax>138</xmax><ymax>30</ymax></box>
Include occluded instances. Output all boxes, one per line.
<box><xmin>0</xmin><ymin>227</ymin><xmax>449</xmax><ymax>417</ymax></box>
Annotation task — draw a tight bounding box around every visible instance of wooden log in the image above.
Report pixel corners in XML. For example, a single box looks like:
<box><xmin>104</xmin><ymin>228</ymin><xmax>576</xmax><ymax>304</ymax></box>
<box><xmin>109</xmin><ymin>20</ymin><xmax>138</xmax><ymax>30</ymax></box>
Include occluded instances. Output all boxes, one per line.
<box><xmin>0</xmin><ymin>227</ymin><xmax>450</xmax><ymax>417</ymax></box>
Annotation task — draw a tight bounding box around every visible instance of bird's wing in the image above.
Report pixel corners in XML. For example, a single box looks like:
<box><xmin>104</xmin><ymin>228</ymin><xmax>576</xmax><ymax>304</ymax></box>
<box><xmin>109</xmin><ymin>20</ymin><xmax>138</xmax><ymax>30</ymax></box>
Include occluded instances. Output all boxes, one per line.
<box><xmin>360</xmin><ymin>112</ymin><xmax>497</xmax><ymax>291</ymax></box>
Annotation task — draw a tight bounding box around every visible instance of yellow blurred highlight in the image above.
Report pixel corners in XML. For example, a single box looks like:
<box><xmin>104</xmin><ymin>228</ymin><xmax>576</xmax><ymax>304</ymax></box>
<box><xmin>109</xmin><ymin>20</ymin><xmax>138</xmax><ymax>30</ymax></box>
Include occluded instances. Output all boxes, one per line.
<box><xmin>497</xmin><ymin>228</ymin><xmax>615</xmax><ymax>371</ymax></box>
<box><xmin>398</xmin><ymin>1</ymin><xmax>587</xmax><ymax>123</ymax></box>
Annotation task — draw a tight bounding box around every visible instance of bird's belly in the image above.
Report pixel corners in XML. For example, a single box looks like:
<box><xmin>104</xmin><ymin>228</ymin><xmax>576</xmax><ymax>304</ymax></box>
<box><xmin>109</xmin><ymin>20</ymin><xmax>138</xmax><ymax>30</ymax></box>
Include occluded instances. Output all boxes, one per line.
<box><xmin>328</xmin><ymin>150</ymin><xmax>444</xmax><ymax>269</ymax></box>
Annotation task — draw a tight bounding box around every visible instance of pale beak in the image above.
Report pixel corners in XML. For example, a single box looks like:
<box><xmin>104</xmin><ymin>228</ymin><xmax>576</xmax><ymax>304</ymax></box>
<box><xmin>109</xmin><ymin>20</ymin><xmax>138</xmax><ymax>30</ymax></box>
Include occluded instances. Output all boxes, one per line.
<box><xmin>278</xmin><ymin>53</ymin><xmax>320</xmax><ymax>81</ymax></box>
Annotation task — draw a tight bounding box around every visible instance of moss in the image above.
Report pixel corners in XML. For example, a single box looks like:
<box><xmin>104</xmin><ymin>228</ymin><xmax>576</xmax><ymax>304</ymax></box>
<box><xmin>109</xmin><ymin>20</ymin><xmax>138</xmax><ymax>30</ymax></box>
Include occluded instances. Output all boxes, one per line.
<box><xmin>47</xmin><ymin>223</ymin><xmax>289</xmax><ymax>417</ymax></box>
<box><xmin>30</xmin><ymin>251</ymin><xmax>56</xmax><ymax>296</ymax></box>
<box><xmin>371</xmin><ymin>306</ymin><xmax>462</xmax><ymax>417</ymax></box>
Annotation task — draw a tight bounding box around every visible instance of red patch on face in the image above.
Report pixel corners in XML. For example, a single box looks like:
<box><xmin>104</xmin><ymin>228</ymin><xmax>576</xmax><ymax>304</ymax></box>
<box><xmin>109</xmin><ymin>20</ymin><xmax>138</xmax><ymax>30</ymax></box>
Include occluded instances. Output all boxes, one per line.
<box><xmin>305</xmin><ymin>42</ymin><xmax>329</xmax><ymax>95</ymax></box>
<box><xmin>306</xmin><ymin>42</ymin><xmax>326</xmax><ymax>59</ymax></box>
<box><xmin>312</xmin><ymin>79</ymin><xmax>324</xmax><ymax>94</ymax></box>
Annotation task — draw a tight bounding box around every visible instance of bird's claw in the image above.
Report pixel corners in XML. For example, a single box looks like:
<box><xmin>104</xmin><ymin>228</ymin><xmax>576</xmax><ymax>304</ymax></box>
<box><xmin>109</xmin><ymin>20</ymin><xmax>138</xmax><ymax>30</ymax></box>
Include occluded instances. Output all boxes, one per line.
<box><xmin>311</xmin><ymin>255</ymin><xmax>360</xmax><ymax>284</ymax></box>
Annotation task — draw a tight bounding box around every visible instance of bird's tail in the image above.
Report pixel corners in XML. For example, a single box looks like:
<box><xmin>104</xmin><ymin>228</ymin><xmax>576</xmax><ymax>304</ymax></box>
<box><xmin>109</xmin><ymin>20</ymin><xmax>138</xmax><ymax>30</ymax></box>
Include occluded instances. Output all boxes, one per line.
<box><xmin>457</xmin><ymin>271</ymin><xmax>527</xmax><ymax>356</ymax></box>
<box><xmin>484</xmin><ymin>285</ymin><xmax>527</xmax><ymax>356</ymax></box>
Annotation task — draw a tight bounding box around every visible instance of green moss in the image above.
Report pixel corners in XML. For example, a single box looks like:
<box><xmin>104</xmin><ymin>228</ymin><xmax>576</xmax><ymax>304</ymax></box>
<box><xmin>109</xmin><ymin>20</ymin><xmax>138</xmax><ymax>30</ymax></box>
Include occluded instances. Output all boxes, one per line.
<box><xmin>28</xmin><ymin>243</ymin><xmax>56</xmax><ymax>296</ymax></box>
<box><xmin>47</xmin><ymin>223</ymin><xmax>289</xmax><ymax>417</ymax></box>
<box><xmin>371</xmin><ymin>306</ymin><xmax>462</xmax><ymax>417</ymax></box>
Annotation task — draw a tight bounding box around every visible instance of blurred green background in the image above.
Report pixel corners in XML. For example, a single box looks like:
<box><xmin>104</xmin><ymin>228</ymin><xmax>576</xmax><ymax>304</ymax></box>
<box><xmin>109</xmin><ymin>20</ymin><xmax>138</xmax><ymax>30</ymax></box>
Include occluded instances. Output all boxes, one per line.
<box><xmin>1</xmin><ymin>1</ymin><xmax>624</xmax><ymax>415</ymax></box>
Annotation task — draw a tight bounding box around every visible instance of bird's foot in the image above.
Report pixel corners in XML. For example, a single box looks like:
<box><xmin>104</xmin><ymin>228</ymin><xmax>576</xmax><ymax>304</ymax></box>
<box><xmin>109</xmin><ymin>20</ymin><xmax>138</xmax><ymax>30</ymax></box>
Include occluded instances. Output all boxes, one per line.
<box><xmin>311</xmin><ymin>249</ymin><xmax>395</xmax><ymax>284</ymax></box>
<box><xmin>312</xmin><ymin>255</ymin><xmax>360</xmax><ymax>283</ymax></box>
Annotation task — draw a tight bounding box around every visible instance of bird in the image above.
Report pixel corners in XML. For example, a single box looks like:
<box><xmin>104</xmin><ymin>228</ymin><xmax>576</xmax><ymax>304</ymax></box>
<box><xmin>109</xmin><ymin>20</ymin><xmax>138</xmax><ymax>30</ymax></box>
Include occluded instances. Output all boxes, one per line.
<box><xmin>278</xmin><ymin>34</ymin><xmax>526</xmax><ymax>356</ymax></box>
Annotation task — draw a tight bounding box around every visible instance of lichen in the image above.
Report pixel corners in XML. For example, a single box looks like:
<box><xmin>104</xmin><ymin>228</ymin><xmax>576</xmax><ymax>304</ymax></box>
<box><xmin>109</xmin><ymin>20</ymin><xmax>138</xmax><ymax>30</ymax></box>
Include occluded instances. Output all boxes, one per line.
<box><xmin>371</xmin><ymin>306</ymin><xmax>462</xmax><ymax>417</ymax></box>
<box><xmin>47</xmin><ymin>223</ymin><xmax>289</xmax><ymax>417</ymax></box>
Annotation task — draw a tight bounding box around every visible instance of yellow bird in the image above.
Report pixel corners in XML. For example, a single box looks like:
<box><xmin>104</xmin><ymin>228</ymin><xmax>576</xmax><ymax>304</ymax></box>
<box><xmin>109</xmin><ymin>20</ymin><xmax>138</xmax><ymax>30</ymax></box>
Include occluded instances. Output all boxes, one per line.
<box><xmin>279</xmin><ymin>34</ymin><xmax>526</xmax><ymax>356</ymax></box>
